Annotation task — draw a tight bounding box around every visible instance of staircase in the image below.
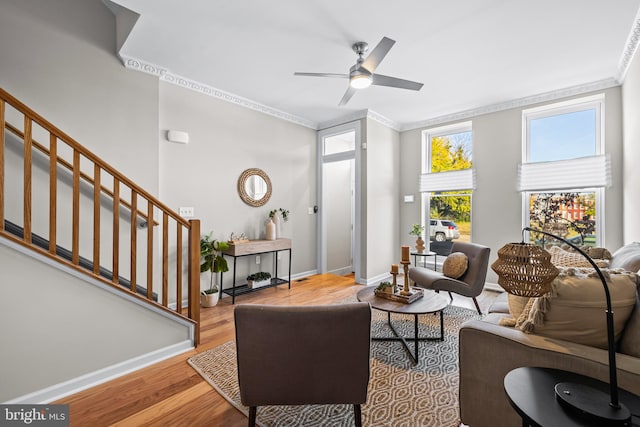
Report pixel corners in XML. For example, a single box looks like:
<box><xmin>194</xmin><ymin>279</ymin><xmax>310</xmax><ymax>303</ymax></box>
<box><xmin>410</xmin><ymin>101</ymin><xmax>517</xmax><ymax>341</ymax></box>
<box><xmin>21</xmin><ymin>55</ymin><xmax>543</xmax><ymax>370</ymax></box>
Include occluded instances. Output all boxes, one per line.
<box><xmin>0</xmin><ymin>87</ymin><xmax>201</xmax><ymax>345</ymax></box>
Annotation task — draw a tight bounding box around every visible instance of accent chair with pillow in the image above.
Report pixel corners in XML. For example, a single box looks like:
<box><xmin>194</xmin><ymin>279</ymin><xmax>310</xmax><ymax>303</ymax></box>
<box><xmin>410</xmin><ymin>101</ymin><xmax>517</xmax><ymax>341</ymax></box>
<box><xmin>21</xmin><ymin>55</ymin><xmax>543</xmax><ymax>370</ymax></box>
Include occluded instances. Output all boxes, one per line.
<box><xmin>458</xmin><ymin>241</ymin><xmax>640</xmax><ymax>427</ymax></box>
<box><xmin>408</xmin><ymin>241</ymin><xmax>491</xmax><ymax>314</ymax></box>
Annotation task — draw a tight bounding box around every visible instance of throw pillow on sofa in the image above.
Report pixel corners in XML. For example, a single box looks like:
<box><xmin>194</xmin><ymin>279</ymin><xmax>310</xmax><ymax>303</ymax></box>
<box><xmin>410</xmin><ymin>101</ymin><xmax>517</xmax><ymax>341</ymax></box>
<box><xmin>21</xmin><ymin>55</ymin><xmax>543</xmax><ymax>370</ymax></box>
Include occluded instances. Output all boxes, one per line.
<box><xmin>547</xmin><ymin>246</ymin><xmax>610</xmax><ymax>268</ymax></box>
<box><xmin>517</xmin><ymin>267</ymin><xmax>638</xmax><ymax>349</ymax></box>
<box><xmin>583</xmin><ymin>246</ymin><xmax>612</xmax><ymax>260</ymax></box>
<box><xmin>609</xmin><ymin>241</ymin><xmax>640</xmax><ymax>273</ymax></box>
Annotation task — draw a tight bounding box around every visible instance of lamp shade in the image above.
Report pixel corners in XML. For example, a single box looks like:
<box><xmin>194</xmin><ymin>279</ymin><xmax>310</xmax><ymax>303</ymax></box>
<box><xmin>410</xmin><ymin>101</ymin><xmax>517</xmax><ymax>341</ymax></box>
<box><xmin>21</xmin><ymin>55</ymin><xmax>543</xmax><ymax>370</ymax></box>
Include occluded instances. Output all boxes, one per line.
<box><xmin>491</xmin><ymin>243</ymin><xmax>559</xmax><ymax>297</ymax></box>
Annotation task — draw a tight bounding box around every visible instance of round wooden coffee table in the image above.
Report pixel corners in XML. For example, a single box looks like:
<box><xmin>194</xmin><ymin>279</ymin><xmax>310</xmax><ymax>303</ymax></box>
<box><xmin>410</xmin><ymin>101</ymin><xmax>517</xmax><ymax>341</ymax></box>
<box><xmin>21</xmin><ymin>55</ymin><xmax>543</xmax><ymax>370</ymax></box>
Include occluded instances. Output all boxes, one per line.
<box><xmin>356</xmin><ymin>286</ymin><xmax>449</xmax><ymax>364</ymax></box>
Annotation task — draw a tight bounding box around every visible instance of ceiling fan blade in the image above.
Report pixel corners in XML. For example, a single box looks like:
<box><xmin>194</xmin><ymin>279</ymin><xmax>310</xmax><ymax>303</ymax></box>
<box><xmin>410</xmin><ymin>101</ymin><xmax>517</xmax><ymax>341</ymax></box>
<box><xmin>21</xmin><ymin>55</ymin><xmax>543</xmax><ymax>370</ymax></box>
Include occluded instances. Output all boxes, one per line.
<box><xmin>339</xmin><ymin>86</ymin><xmax>357</xmax><ymax>106</ymax></box>
<box><xmin>361</xmin><ymin>37</ymin><xmax>395</xmax><ymax>73</ymax></box>
<box><xmin>294</xmin><ymin>72</ymin><xmax>349</xmax><ymax>78</ymax></box>
<box><xmin>371</xmin><ymin>74</ymin><xmax>423</xmax><ymax>91</ymax></box>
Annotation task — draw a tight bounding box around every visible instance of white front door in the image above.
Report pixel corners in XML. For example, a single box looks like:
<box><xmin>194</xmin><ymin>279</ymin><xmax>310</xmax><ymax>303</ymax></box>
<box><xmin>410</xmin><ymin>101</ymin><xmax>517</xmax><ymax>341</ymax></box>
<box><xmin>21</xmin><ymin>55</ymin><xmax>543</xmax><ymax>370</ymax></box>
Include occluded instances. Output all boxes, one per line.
<box><xmin>317</xmin><ymin>122</ymin><xmax>361</xmax><ymax>280</ymax></box>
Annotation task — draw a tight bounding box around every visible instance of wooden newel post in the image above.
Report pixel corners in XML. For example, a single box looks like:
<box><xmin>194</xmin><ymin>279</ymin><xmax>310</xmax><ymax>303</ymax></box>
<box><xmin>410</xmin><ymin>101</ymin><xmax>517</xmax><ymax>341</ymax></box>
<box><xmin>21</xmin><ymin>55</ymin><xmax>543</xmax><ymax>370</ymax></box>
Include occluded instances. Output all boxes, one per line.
<box><xmin>188</xmin><ymin>219</ymin><xmax>201</xmax><ymax>346</ymax></box>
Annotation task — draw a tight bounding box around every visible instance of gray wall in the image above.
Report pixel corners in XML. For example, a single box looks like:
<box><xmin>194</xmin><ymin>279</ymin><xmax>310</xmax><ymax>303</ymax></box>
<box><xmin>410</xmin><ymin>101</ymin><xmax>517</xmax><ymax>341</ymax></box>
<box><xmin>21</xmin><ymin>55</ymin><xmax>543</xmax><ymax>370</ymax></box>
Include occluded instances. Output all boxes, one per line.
<box><xmin>158</xmin><ymin>82</ymin><xmax>318</xmax><ymax>290</ymax></box>
<box><xmin>0</xmin><ymin>0</ymin><xmax>159</xmax><ymax>192</ymax></box>
<box><xmin>0</xmin><ymin>0</ymin><xmax>179</xmax><ymax>401</ymax></box>
<box><xmin>0</xmin><ymin>240</ymin><xmax>190</xmax><ymax>402</ymax></box>
<box><xmin>364</xmin><ymin>119</ymin><xmax>400</xmax><ymax>280</ymax></box>
<box><xmin>400</xmin><ymin>87</ymin><xmax>625</xmax><ymax>284</ymax></box>
<box><xmin>622</xmin><ymin>50</ymin><xmax>640</xmax><ymax>243</ymax></box>
<box><xmin>0</xmin><ymin>0</ymin><xmax>160</xmax><ymax>295</ymax></box>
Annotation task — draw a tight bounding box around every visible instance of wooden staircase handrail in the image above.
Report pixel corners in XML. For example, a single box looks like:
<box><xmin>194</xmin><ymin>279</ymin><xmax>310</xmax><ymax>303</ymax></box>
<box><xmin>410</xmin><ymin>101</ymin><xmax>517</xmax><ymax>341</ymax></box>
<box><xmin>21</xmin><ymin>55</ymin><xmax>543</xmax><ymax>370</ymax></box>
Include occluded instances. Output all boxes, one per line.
<box><xmin>0</xmin><ymin>87</ymin><xmax>201</xmax><ymax>346</ymax></box>
<box><xmin>4</xmin><ymin>122</ymin><xmax>158</xmax><ymax>226</ymax></box>
<box><xmin>0</xmin><ymin>87</ymin><xmax>188</xmax><ymax>227</ymax></box>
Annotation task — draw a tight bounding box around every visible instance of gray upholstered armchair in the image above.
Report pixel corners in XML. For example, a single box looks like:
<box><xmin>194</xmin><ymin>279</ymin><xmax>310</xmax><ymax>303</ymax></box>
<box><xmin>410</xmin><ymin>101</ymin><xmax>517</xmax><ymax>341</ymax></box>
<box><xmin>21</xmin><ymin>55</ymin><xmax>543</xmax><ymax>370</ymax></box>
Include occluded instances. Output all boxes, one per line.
<box><xmin>408</xmin><ymin>241</ymin><xmax>490</xmax><ymax>314</ymax></box>
<box><xmin>234</xmin><ymin>302</ymin><xmax>372</xmax><ymax>427</ymax></box>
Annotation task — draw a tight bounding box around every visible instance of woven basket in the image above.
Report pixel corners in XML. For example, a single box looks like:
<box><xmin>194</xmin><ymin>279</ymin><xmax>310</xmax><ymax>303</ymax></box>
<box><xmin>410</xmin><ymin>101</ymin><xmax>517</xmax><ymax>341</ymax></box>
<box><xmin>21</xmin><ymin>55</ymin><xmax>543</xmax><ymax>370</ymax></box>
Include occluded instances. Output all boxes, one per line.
<box><xmin>491</xmin><ymin>243</ymin><xmax>559</xmax><ymax>297</ymax></box>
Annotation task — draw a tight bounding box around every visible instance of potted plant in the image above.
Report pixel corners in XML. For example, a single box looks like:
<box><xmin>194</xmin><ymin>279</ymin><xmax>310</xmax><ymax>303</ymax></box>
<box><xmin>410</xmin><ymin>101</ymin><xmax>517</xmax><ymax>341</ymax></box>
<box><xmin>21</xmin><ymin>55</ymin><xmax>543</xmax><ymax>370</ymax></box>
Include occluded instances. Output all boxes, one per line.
<box><xmin>269</xmin><ymin>208</ymin><xmax>290</xmax><ymax>238</ymax></box>
<box><xmin>279</xmin><ymin>208</ymin><xmax>290</xmax><ymax>222</ymax></box>
<box><xmin>200</xmin><ymin>232</ymin><xmax>229</xmax><ymax>307</ymax></box>
<box><xmin>246</xmin><ymin>271</ymin><xmax>272</xmax><ymax>289</ymax></box>
<box><xmin>376</xmin><ymin>281</ymin><xmax>394</xmax><ymax>294</ymax></box>
<box><xmin>409</xmin><ymin>223</ymin><xmax>426</xmax><ymax>253</ymax></box>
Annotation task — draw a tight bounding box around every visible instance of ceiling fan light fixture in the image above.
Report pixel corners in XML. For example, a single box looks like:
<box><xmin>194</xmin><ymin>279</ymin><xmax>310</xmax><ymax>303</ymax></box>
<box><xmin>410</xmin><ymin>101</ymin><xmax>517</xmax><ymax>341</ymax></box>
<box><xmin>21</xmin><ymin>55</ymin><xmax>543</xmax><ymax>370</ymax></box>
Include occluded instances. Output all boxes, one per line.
<box><xmin>350</xmin><ymin>73</ymin><xmax>372</xmax><ymax>89</ymax></box>
<box><xmin>295</xmin><ymin>37</ymin><xmax>423</xmax><ymax>105</ymax></box>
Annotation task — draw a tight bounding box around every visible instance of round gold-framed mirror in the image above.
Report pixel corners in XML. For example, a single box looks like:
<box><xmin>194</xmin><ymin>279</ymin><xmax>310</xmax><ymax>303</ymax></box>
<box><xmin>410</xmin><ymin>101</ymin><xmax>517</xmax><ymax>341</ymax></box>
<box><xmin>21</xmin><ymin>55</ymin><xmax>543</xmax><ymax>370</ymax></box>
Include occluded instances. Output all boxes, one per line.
<box><xmin>237</xmin><ymin>168</ymin><xmax>272</xmax><ymax>207</ymax></box>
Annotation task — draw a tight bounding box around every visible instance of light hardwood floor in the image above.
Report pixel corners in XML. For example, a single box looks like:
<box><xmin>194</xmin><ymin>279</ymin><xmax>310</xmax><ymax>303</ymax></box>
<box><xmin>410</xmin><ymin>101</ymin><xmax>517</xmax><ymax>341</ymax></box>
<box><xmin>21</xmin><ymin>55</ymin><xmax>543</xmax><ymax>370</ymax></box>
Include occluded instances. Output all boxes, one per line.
<box><xmin>57</xmin><ymin>274</ymin><xmax>500</xmax><ymax>426</ymax></box>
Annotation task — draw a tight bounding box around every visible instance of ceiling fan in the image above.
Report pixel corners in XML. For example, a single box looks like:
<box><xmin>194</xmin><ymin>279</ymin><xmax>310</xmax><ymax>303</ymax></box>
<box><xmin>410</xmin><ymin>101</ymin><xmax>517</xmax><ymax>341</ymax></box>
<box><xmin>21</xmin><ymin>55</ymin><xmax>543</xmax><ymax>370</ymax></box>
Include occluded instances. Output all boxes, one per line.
<box><xmin>294</xmin><ymin>36</ymin><xmax>424</xmax><ymax>106</ymax></box>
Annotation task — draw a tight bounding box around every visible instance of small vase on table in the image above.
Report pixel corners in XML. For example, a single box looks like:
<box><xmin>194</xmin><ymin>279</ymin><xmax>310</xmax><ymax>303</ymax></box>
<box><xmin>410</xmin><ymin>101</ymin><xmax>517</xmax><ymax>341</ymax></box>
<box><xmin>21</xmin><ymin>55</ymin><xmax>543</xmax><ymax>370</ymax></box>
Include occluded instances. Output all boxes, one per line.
<box><xmin>266</xmin><ymin>219</ymin><xmax>276</xmax><ymax>240</ymax></box>
<box><xmin>273</xmin><ymin>214</ymin><xmax>281</xmax><ymax>239</ymax></box>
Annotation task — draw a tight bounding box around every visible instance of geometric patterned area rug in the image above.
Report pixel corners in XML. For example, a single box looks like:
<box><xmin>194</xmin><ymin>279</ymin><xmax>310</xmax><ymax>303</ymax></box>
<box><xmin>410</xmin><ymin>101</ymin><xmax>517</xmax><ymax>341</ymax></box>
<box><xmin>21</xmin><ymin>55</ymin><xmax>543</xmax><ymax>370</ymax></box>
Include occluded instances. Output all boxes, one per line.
<box><xmin>188</xmin><ymin>303</ymin><xmax>481</xmax><ymax>427</ymax></box>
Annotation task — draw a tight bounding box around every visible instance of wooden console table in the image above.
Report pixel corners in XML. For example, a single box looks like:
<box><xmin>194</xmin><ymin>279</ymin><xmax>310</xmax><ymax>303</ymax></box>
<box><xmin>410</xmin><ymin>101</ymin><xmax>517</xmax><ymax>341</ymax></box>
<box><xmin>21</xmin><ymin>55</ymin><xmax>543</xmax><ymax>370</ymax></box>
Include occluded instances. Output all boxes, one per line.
<box><xmin>220</xmin><ymin>238</ymin><xmax>292</xmax><ymax>304</ymax></box>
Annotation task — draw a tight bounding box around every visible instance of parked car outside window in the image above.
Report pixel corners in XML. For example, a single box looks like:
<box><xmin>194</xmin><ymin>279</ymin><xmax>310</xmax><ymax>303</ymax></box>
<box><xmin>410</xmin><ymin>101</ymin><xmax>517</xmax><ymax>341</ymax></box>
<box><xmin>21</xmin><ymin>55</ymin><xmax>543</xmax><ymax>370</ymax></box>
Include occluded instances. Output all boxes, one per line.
<box><xmin>429</xmin><ymin>219</ymin><xmax>460</xmax><ymax>242</ymax></box>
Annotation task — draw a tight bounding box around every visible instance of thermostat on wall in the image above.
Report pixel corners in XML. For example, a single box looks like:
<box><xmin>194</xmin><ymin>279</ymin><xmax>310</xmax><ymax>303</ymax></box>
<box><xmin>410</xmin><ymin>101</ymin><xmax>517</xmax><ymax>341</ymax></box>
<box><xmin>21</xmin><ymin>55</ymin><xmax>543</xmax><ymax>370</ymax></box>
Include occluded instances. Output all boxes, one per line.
<box><xmin>167</xmin><ymin>130</ymin><xmax>189</xmax><ymax>144</ymax></box>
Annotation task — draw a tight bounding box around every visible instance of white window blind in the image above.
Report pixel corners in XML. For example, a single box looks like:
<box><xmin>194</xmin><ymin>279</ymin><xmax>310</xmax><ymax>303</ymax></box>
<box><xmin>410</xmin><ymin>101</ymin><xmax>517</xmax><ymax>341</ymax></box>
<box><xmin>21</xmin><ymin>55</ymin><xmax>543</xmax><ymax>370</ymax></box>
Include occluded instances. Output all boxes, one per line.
<box><xmin>517</xmin><ymin>154</ymin><xmax>611</xmax><ymax>192</ymax></box>
<box><xmin>419</xmin><ymin>169</ymin><xmax>475</xmax><ymax>192</ymax></box>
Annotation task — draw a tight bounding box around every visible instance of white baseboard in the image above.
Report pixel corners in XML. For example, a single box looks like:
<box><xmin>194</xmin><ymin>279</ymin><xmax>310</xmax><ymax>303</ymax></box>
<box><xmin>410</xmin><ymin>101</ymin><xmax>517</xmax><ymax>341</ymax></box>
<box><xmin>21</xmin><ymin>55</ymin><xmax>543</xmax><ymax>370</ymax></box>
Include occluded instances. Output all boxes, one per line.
<box><xmin>4</xmin><ymin>340</ymin><xmax>193</xmax><ymax>404</ymax></box>
<box><xmin>327</xmin><ymin>266</ymin><xmax>353</xmax><ymax>276</ymax></box>
<box><xmin>359</xmin><ymin>272</ymin><xmax>392</xmax><ymax>286</ymax></box>
<box><xmin>291</xmin><ymin>269</ymin><xmax>318</xmax><ymax>280</ymax></box>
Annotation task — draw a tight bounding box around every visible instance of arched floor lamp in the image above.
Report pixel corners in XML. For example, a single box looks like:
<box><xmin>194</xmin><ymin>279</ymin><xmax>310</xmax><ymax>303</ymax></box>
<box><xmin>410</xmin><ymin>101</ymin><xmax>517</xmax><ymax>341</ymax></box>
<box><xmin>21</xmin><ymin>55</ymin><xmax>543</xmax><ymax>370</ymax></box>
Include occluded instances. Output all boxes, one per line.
<box><xmin>492</xmin><ymin>227</ymin><xmax>635</xmax><ymax>425</ymax></box>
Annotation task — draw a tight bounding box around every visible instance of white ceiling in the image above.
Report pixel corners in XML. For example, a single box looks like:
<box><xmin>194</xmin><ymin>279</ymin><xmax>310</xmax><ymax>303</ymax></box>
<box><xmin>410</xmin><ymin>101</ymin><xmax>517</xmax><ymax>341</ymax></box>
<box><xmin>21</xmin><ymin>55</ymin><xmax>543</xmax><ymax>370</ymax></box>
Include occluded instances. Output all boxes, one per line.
<box><xmin>109</xmin><ymin>0</ymin><xmax>640</xmax><ymax>130</ymax></box>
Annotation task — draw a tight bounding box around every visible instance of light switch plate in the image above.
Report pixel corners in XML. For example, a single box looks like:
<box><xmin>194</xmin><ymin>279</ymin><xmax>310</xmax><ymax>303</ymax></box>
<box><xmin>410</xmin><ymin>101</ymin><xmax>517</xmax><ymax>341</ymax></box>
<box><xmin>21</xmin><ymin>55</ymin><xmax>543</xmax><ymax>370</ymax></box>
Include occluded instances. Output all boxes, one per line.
<box><xmin>179</xmin><ymin>207</ymin><xmax>195</xmax><ymax>218</ymax></box>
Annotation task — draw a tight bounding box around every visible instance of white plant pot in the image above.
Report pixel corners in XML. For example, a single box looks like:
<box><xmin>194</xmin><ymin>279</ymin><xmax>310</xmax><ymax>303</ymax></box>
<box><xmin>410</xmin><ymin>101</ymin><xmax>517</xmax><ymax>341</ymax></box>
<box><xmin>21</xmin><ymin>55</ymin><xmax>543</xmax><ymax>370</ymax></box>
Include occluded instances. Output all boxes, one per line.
<box><xmin>273</xmin><ymin>215</ymin><xmax>281</xmax><ymax>239</ymax></box>
<box><xmin>247</xmin><ymin>279</ymin><xmax>271</xmax><ymax>289</ymax></box>
<box><xmin>200</xmin><ymin>272</ymin><xmax>219</xmax><ymax>307</ymax></box>
<box><xmin>200</xmin><ymin>292</ymin><xmax>219</xmax><ymax>307</ymax></box>
<box><xmin>266</xmin><ymin>219</ymin><xmax>276</xmax><ymax>240</ymax></box>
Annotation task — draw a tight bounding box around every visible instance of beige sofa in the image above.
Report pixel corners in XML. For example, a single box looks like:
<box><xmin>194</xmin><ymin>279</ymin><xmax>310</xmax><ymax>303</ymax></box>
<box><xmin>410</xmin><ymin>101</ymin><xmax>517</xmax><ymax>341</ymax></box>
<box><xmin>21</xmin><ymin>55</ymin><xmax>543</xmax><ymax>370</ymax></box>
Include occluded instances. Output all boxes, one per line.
<box><xmin>458</xmin><ymin>242</ymin><xmax>640</xmax><ymax>427</ymax></box>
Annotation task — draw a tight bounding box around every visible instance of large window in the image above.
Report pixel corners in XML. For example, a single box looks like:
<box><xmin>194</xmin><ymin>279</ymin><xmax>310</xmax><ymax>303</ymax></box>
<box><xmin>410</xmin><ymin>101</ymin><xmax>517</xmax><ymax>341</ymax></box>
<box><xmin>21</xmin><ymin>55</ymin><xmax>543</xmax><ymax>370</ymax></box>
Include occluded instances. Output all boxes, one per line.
<box><xmin>420</xmin><ymin>122</ymin><xmax>473</xmax><ymax>250</ymax></box>
<box><xmin>521</xmin><ymin>95</ymin><xmax>607</xmax><ymax>246</ymax></box>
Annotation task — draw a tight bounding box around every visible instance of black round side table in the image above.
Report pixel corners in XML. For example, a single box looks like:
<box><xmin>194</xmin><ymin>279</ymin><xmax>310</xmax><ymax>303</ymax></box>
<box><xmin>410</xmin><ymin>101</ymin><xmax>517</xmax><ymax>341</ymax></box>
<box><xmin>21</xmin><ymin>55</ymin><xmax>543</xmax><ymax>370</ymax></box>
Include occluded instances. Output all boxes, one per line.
<box><xmin>504</xmin><ymin>367</ymin><xmax>640</xmax><ymax>427</ymax></box>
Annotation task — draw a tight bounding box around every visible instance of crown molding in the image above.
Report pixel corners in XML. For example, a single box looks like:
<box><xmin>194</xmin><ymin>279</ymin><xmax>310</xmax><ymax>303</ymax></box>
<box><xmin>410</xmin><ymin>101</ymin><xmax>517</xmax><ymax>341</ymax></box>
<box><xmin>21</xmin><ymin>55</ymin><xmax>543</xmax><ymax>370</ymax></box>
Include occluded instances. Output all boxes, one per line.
<box><xmin>121</xmin><ymin>7</ymin><xmax>639</xmax><ymax>136</ymax></box>
<box><xmin>617</xmin><ymin>9</ymin><xmax>640</xmax><ymax>83</ymax></box>
<box><xmin>317</xmin><ymin>109</ymin><xmax>400</xmax><ymax>132</ymax></box>
<box><xmin>121</xmin><ymin>56</ymin><xmax>318</xmax><ymax>130</ymax></box>
<box><xmin>317</xmin><ymin>110</ymin><xmax>368</xmax><ymax>130</ymax></box>
<box><xmin>122</xmin><ymin>55</ymin><xmax>405</xmax><ymax>133</ymax></box>
<box><xmin>122</xmin><ymin>54</ymin><xmax>621</xmax><ymax>134</ymax></box>
<box><xmin>366</xmin><ymin>110</ymin><xmax>401</xmax><ymax>131</ymax></box>
<box><xmin>400</xmin><ymin>78</ymin><xmax>619</xmax><ymax>132</ymax></box>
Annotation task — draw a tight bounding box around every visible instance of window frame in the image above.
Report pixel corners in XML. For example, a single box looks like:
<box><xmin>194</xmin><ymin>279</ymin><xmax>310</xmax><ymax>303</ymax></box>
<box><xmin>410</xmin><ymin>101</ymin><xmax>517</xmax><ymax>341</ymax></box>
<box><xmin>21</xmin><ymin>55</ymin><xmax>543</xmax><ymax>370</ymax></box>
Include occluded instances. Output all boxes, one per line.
<box><xmin>421</xmin><ymin>121</ymin><xmax>473</xmax><ymax>244</ymax></box>
<box><xmin>521</xmin><ymin>95</ymin><xmax>605</xmax><ymax>245</ymax></box>
<box><xmin>522</xmin><ymin>94</ymin><xmax>604</xmax><ymax>163</ymax></box>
